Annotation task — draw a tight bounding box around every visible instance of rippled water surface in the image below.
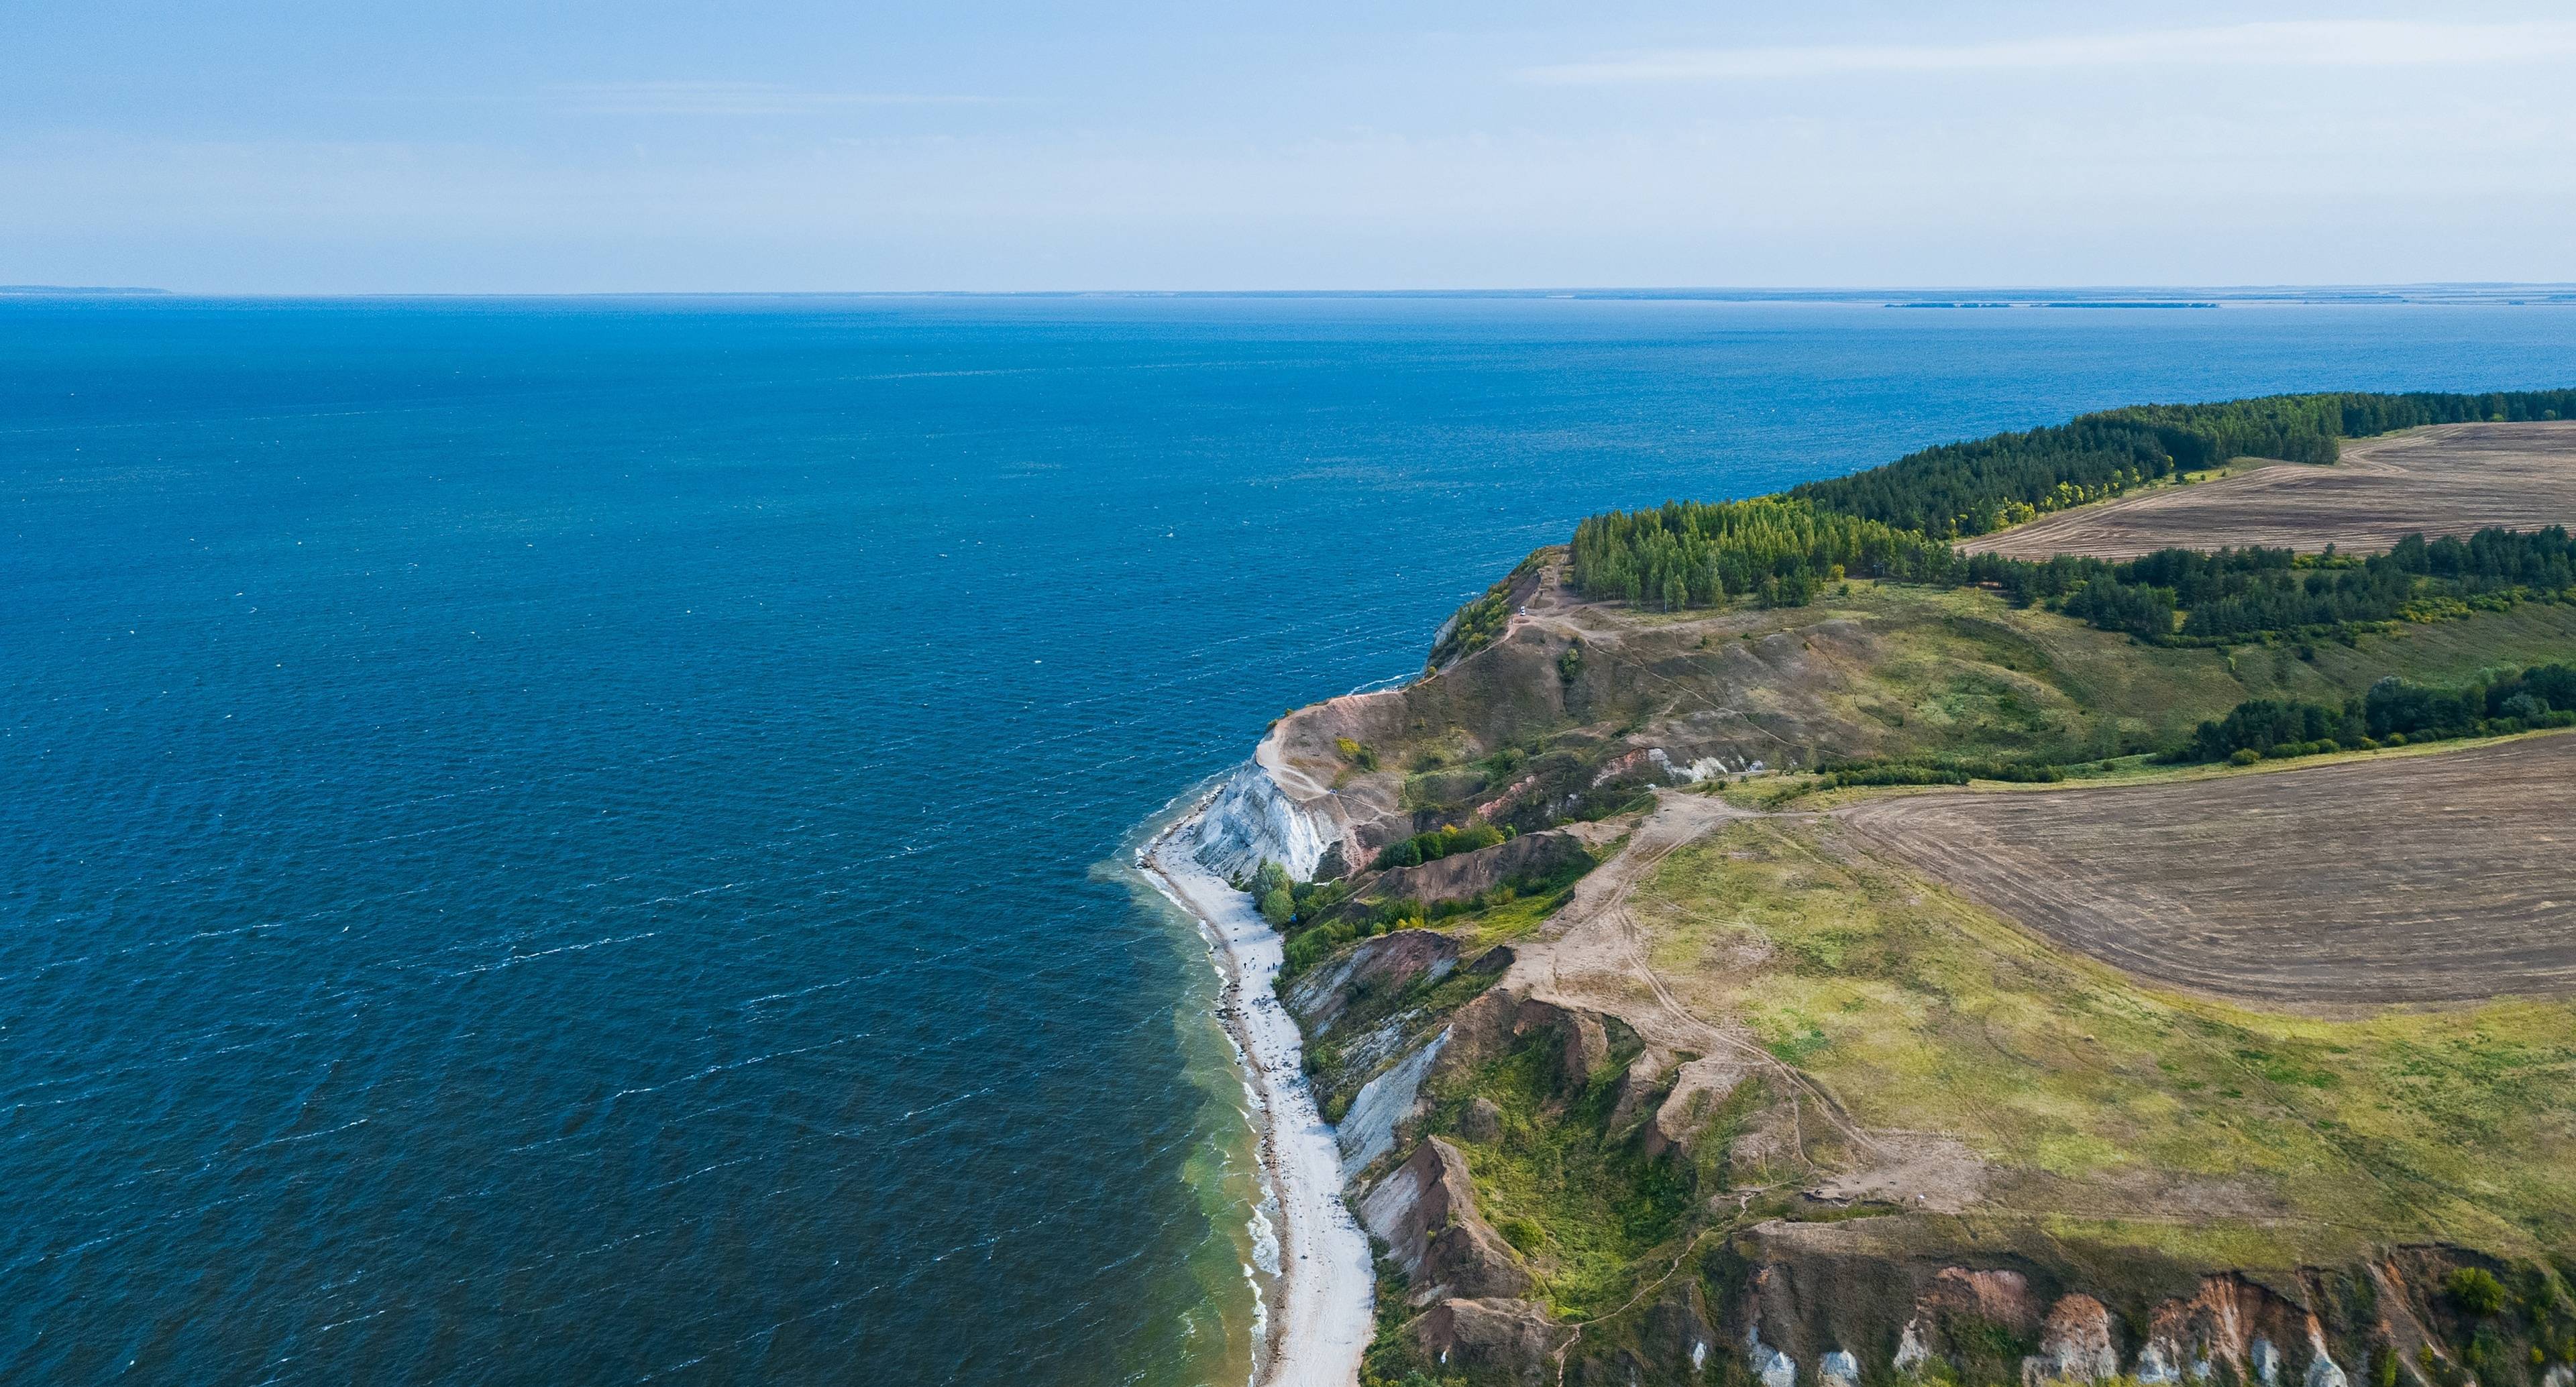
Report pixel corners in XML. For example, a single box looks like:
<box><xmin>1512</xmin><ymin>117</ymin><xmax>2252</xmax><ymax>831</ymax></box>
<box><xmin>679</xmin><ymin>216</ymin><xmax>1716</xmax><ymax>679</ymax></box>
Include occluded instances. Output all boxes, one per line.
<box><xmin>5</xmin><ymin>296</ymin><xmax>2570</xmax><ymax>1385</ymax></box>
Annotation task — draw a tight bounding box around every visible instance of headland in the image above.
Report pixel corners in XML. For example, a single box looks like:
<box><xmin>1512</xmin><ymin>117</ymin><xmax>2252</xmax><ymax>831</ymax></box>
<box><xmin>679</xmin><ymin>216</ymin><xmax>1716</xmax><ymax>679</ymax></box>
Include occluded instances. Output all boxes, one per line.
<box><xmin>1171</xmin><ymin>391</ymin><xmax>2576</xmax><ymax>1386</ymax></box>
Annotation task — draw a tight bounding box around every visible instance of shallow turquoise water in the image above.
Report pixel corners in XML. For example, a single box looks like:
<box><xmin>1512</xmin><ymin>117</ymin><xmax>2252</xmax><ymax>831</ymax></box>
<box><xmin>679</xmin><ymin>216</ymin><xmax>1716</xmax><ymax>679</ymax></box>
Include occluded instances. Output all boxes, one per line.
<box><xmin>3</xmin><ymin>295</ymin><xmax>2569</xmax><ymax>1384</ymax></box>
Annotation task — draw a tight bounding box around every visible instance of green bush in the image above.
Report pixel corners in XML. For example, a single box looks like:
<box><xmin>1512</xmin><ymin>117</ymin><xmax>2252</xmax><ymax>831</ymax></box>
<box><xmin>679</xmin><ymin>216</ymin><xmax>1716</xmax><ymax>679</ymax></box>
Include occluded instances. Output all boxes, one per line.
<box><xmin>2184</xmin><ymin>663</ymin><xmax>2576</xmax><ymax>764</ymax></box>
<box><xmin>1813</xmin><ymin>756</ymin><xmax>2066</xmax><ymax>790</ymax></box>
<box><xmin>1426</xmin><ymin>552</ymin><xmax>1545</xmax><ymax>667</ymax></box>
<box><xmin>2193</xmin><ymin>697</ymin><xmax>2358</xmax><ymax>761</ymax></box>
<box><xmin>2449</xmin><ymin>1266</ymin><xmax>2510</xmax><ymax>1317</ymax></box>
<box><xmin>1373</xmin><ymin>820</ymin><xmax>1507</xmax><ymax>871</ymax></box>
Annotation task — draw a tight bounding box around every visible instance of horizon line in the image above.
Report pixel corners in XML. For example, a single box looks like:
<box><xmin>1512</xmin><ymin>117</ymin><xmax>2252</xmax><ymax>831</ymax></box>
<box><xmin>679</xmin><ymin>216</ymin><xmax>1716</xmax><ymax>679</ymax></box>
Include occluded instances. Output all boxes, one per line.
<box><xmin>9</xmin><ymin>282</ymin><xmax>2576</xmax><ymax>304</ymax></box>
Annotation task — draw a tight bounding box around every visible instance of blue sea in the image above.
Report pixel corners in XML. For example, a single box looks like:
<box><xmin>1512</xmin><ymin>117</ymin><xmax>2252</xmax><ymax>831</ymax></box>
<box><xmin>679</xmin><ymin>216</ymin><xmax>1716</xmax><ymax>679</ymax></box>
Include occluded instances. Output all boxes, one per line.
<box><xmin>4</xmin><ymin>294</ymin><xmax>2571</xmax><ymax>1385</ymax></box>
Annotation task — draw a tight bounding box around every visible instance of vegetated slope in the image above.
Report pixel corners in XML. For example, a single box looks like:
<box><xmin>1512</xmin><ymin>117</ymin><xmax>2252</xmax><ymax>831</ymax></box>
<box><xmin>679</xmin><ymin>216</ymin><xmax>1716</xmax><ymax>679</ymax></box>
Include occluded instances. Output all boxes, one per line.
<box><xmin>1962</xmin><ymin>423</ymin><xmax>2576</xmax><ymax>560</ymax></box>
<box><xmin>1350</xmin><ymin>785</ymin><xmax>2576</xmax><ymax>1387</ymax></box>
<box><xmin>1293</xmin><ymin>390</ymin><xmax>2576</xmax><ymax>1387</ymax></box>
<box><xmin>1626</xmin><ymin>812</ymin><xmax>2576</xmax><ymax>1252</ymax></box>
<box><xmin>1287</xmin><ymin>576</ymin><xmax>2576</xmax><ymax>1385</ymax></box>
<box><xmin>1267</xmin><ymin>557</ymin><xmax>2576</xmax><ymax>867</ymax></box>
<box><xmin>1835</xmin><ymin>734</ymin><xmax>2576</xmax><ymax>1004</ymax></box>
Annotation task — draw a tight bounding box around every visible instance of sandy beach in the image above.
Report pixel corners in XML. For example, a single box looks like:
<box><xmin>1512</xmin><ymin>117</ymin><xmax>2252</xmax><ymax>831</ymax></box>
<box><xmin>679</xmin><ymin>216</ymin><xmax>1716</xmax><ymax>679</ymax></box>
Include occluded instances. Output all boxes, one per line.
<box><xmin>1143</xmin><ymin>803</ymin><xmax>1373</xmax><ymax>1387</ymax></box>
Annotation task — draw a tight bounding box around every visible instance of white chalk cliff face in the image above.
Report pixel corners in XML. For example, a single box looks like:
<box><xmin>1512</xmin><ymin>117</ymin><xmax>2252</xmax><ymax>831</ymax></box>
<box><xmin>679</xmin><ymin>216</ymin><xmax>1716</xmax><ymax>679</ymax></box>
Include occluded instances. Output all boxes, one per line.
<box><xmin>1186</xmin><ymin>761</ymin><xmax>1330</xmax><ymax>883</ymax></box>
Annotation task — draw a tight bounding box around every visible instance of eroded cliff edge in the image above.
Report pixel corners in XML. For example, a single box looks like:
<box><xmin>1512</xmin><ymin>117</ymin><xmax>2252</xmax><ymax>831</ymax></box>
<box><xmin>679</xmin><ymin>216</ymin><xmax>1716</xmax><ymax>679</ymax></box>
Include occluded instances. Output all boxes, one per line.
<box><xmin>1212</xmin><ymin>549</ymin><xmax>2576</xmax><ymax>1387</ymax></box>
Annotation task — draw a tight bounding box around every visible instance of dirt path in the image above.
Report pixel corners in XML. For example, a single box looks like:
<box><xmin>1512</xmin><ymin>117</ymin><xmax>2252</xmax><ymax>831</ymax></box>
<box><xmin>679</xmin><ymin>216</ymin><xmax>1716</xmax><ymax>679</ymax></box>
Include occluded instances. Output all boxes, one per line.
<box><xmin>1499</xmin><ymin>792</ymin><xmax>1893</xmax><ymax>1170</ymax></box>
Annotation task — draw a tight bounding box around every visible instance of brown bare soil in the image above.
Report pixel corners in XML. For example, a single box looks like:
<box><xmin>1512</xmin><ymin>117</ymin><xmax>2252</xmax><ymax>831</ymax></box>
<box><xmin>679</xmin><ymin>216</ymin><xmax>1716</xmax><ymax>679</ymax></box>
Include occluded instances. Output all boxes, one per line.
<box><xmin>1835</xmin><ymin>734</ymin><xmax>2576</xmax><ymax>1005</ymax></box>
<box><xmin>1960</xmin><ymin>421</ymin><xmax>2576</xmax><ymax>559</ymax></box>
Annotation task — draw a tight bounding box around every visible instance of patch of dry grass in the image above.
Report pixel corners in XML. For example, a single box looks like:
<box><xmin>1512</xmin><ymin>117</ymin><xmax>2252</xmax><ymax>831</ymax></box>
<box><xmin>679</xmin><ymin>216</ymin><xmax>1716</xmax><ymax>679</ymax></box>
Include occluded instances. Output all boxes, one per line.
<box><xmin>1635</xmin><ymin>818</ymin><xmax>2576</xmax><ymax>1254</ymax></box>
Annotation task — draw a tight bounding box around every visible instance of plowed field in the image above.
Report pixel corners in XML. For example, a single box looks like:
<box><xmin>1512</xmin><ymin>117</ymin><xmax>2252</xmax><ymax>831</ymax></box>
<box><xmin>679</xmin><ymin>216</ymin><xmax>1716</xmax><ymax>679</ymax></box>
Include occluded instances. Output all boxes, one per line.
<box><xmin>1961</xmin><ymin>421</ymin><xmax>2576</xmax><ymax>560</ymax></box>
<box><xmin>1836</xmin><ymin>734</ymin><xmax>2576</xmax><ymax>1004</ymax></box>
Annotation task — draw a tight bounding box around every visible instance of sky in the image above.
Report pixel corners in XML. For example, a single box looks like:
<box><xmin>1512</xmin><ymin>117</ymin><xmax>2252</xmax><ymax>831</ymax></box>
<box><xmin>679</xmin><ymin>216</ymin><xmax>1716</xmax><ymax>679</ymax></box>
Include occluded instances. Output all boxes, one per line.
<box><xmin>5</xmin><ymin>2</ymin><xmax>2575</xmax><ymax>292</ymax></box>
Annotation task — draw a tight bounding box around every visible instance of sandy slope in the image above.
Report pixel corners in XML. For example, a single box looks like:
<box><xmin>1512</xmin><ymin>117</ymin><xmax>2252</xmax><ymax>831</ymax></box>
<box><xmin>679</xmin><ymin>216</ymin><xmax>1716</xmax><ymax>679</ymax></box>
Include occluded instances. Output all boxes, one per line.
<box><xmin>1144</xmin><ymin>822</ymin><xmax>1373</xmax><ymax>1387</ymax></box>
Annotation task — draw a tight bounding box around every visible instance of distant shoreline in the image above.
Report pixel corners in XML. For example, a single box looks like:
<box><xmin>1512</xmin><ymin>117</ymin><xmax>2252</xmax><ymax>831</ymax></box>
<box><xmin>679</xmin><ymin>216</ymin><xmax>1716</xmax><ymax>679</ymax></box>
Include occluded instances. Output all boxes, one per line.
<box><xmin>0</xmin><ymin>285</ymin><xmax>171</xmax><ymax>296</ymax></box>
<box><xmin>10</xmin><ymin>284</ymin><xmax>2574</xmax><ymax>305</ymax></box>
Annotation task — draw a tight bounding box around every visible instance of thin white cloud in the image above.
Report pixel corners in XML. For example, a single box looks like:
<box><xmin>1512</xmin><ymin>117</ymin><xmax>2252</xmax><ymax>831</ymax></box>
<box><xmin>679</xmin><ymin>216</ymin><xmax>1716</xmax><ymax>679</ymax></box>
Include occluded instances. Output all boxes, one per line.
<box><xmin>551</xmin><ymin>81</ymin><xmax>983</xmax><ymax>115</ymax></box>
<box><xmin>1525</xmin><ymin>19</ymin><xmax>2576</xmax><ymax>84</ymax></box>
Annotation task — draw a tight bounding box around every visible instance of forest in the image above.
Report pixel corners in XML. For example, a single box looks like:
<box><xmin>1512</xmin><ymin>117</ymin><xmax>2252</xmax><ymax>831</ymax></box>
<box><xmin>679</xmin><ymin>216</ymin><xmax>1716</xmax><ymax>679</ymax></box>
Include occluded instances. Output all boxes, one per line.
<box><xmin>2027</xmin><ymin>527</ymin><xmax>2576</xmax><ymax>643</ymax></box>
<box><xmin>1567</xmin><ymin>496</ymin><xmax>1955</xmax><ymax>609</ymax></box>
<box><xmin>1784</xmin><ymin>389</ymin><xmax>2576</xmax><ymax>538</ymax></box>
<box><xmin>1566</xmin><ymin>390</ymin><xmax>2576</xmax><ymax>643</ymax></box>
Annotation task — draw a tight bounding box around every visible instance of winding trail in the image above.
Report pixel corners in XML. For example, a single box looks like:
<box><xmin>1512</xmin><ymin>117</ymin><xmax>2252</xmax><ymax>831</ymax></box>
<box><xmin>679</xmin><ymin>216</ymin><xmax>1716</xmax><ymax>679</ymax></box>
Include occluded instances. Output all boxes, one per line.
<box><xmin>1502</xmin><ymin>791</ymin><xmax>1925</xmax><ymax>1177</ymax></box>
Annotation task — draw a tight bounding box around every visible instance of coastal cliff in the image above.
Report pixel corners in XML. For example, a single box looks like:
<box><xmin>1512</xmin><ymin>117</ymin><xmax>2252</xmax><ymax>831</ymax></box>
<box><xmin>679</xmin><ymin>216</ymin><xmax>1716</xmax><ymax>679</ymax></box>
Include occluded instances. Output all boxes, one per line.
<box><xmin>1199</xmin><ymin>558</ymin><xmax>2576</xmax><ymax>1387</ymax></box>
<box><xmin>1185</xmin><ymin>404</ymin><xmax>2576</xmax><ymax>1387</ymax></box>
<box><xmin>1187</xmin><ymin>761</ymin><xmax>1338</xmax><ymax>883</ymax></box>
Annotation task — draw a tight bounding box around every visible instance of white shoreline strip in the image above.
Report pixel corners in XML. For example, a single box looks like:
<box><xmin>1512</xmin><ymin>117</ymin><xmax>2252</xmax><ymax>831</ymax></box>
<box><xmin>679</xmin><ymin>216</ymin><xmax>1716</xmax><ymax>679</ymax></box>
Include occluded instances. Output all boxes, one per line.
<box><xmin>1143</xmin><ymin>804</ymin><xmax>1373</xmax><ymax>1387</ymax></box>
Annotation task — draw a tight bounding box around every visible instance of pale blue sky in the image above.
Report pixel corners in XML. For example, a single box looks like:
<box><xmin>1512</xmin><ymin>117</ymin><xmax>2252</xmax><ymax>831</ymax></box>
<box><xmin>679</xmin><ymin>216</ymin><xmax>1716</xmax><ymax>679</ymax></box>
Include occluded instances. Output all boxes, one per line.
<box><xmin>7</xmin><ymin>3</ymin><xmax>2573</xmax><ymax>292</ymax></box>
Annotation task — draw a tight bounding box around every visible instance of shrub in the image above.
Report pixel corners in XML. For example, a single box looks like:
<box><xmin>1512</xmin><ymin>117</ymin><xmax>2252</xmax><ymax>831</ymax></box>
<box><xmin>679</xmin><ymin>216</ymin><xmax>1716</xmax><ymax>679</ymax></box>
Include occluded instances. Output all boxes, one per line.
<box><xmin>2229</xmin><ymin>748</ymin><xmax>2261</xmax><ymax>766</ymax></box>
<box><xmin>1426</xmin><ymin>552</ymin><xmax>1545</xmax><ymax>667</ymax></box>
<box><xmin>2448</xmin><ymin>1266</ymin><xmax>2509</xmax><ymax>1317</ymax></box>
<box><xmin>1812</xmin><ymin>757</ymin><xmax>2066</xmax><ymax>790</ymax></box>
<box><xmin>1373</xmin><ymin>820</ymin><xmax>1507</xmax><ymax>871</ymax></box>
<box><xmin>2187</xmin><ymin>663</ymin><xmax>2575</xmax><ymax>765</ymax></box>
<box><xmin>2192</xmin><ymin>697</ymin><xmax>2357</xmax><ymax>761</ymax></box>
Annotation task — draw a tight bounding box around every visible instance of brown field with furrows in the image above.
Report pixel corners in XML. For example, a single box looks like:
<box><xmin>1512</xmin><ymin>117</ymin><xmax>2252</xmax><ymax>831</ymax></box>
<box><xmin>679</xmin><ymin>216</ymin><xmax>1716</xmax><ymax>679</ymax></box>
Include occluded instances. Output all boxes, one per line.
<box><xmin>1835</xmin><ymin>734</ymin><xmax>2576</xmax><ymax>1005</ymax></box>
<box><xmin>1960</xmin><ymin>421</ymin><xmax>2576</xmax><ymax>559</ymax></box>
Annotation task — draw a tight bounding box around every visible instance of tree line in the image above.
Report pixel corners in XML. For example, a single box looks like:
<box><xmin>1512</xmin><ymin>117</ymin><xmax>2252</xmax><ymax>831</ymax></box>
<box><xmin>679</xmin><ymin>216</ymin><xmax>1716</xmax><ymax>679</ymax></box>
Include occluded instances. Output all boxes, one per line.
<box><xmin>1568</xmin><ymin>496</ymin><xmax>1957</xmax><ymax>610</ymax></box>
<box><xmin>2188</xmin><ymin>662</ymin><xmax>2576</xmax><ymax>763</ymax></box>
<box><xmin>1992</xmin><ymin>526</ymin><xmax>2576</xmax><ymax>643</ymax></box>
<box><xmin>1563</xmin><ymin>389</ymin><xmax>2576</xmax><ymax>641</ymax></box>
<box><xmin>1783</xmin><ymin>389</ymin><xmax>2576</xmax><ymax>539</ymax></box>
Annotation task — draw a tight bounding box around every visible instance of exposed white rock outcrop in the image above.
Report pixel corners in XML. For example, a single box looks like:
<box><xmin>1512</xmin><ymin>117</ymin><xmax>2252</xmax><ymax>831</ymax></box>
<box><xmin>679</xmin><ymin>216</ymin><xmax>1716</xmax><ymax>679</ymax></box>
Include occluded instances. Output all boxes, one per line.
<box><xmin>1185</xmin><ymin>761</ymin><xmax>1330</xmax><ymax>882</ymax></box>
<box><xmin>1358</xmin><ymin>1138</ymin><xmax>1532</xmax><ymax>1305</ymax></box>
<box><xmin>2137</xmin><ymin>1341</ymin><xmax>2183</xmax><ymax>1384</ymax></box>
<box><xmin>1338</xmin><ymin>1030</ymin><xmax>1448</xmax><ymax>1176</ymax></box>
<box><xmin>1748</xmin><ymin>1325</ymin><xmax>1798</xmax><ymax>1387</ymax></box>
<box><xmin>2251</xmin><ymin>1337</ymin><xmax>2282</xmax><ymax>1386</ymax></box>
<box><xmin>1823</xmin><ymin>1348</ymin><xmax>1863</xmax><ymax>1387</ymax></box>
<box><xmin>1896</xmin><ymin>1319</ymin><xmax>1933</xmax><ymax>1375</ymax></box>
<box><xmin>2303</xmin><ymin>1327</ymin><xmax>2347</xmax><ymax>1387</ymax></box>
